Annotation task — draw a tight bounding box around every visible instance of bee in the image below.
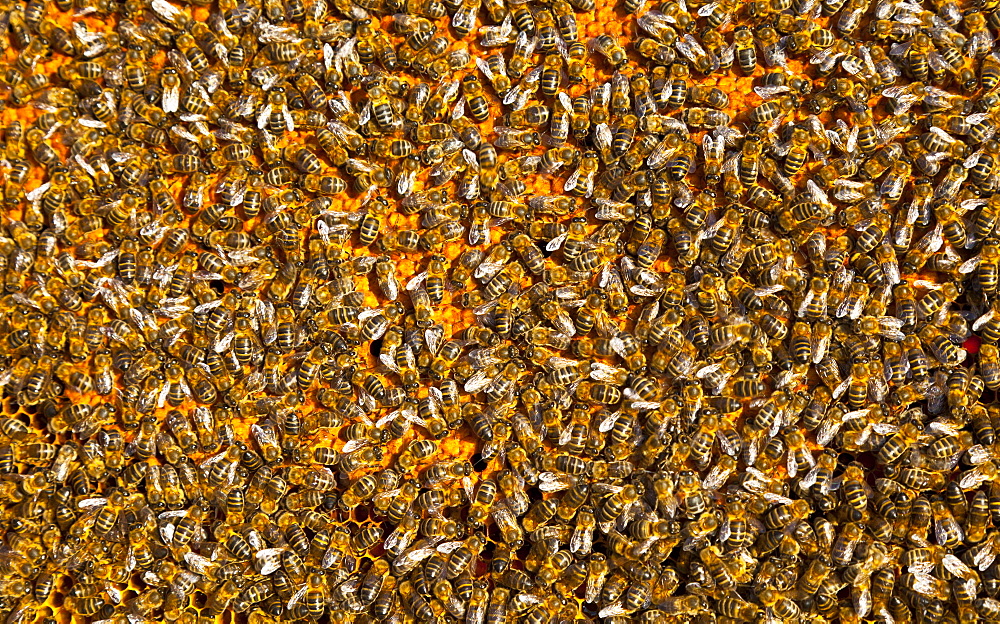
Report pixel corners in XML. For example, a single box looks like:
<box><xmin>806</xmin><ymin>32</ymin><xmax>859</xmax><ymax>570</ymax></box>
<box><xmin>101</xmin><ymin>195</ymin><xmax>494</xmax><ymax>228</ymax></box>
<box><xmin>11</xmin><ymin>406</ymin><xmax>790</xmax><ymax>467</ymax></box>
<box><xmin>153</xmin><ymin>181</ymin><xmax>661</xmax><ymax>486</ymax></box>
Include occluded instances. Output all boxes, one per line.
<box><xmin>460</xmin><ymin>74</ymin><xmax>490</xmax><ymax>121</ymax></box>
<box><xmin>591</xmin><ymin>34</ymin><xmax>627</xmax><ymax>68</ymax></box>
<box><xmin>749</xmin><ymin>95</ymin><xmax>797</xmax><ymax>123</ymax></box>
<box><xmin>689</xmin><ymin>85</ymin><xmax>730</xmax><ymax>111</ymax></box>
<box><xmin>415</xmin><ymin>78</ymin><xmax>456</xmax><ymax>121</ymax></box>
<box><xmin>916</xmin><ymin>282</ymin><xmax>960</xmax><ymax>320</ymax></box>
<box><xmin>451</xmin><ymin>0</ymin><xmax>480</xmax><ymax>38</ymax></box>
<box><xmin>474</xmin><ymin>54</ymin><xmax>511</xmax><ymax>101</ymax></box>
<box><xmin>357</xmin><ymin>195</ymin><xmax>390</xmax><ymax>246</ymax></box>
<box><xmin>682</xmin><ymin>107</ymin><xmax>731</xmax><ymax>128</ymax></box>
<box><xmin>733</xmin><ymin>26</ymin><xmax>757</xmax><ymax>74</ymax></box>
<box><xmin>606</xmin><ymin>115</ymin><xmax>638</xmax><ymax>160</ymax></box>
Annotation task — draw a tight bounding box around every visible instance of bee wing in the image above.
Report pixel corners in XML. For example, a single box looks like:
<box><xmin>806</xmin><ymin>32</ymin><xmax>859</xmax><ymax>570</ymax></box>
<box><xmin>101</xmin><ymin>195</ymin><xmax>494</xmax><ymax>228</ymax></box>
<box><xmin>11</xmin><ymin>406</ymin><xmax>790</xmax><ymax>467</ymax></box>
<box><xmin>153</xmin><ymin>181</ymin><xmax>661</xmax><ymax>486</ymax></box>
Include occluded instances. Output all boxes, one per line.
<box><xmin>841</xmin><ymin>54</ymin><xmax>864</xmax><ymax>75</ymax></box>
<box><xmin>425</xmin><ymin>325</ymin><xmax>444</xmax><ymax>356</ymax></box>
<box><xmin>975</xmin><ymin>543</ymin><xmax>1000</xmax><ymax>572</ymax></box>
<box><xmin>971</xmin><ymin>29</ymin><xmax>995</xmax><ymax>58</ymax></box>
<box><xmin>467</xmin><ymin>218</ymin><xmax>488</xmax><ymax>245</ymax></box>
<box><xmin>464</xmin><ymin>369</ymin><xmax>493</xmax><ymax>394</ymax></box>
<box><xmin>405</xmin><ymin>272</ymin><xmax>428</xmax><ymax>291</ymax></box>
<box><xmin>591</xmin><ymin>82</ymin><xmax>610</xmax><ymax>108</ymax></box>
<box><xmin>967</xmin><ymin>111</ymin><xmax>992</xmax><ymax>127</ymax></box>
<box><xmin>844</xmin><ymin>125</ymin><xmax>859</xmax><ymax>155</ymax></box>
<box><xmin>450</xmin><ymin>97</ymin><xmax>466</xmax><ymax>121</ymax></box>
<box><xmin>562</xmin><ymin>165</ymin><xmax>582</xmax><ymax>193</ymax></box>
<box><xmin>964</xmin><ymin>147</ymin><xmax>988</xmax><ymax>171</ymax></box>
<box><xmin>341</xmin><ymin>439</ymin><xmax>370</xmax><ymax>454</ymax></box>
<box><xmin>593</xmin><ymin>200</ymin><xmax>630</xmax><ymax>221</ymax></box>
<box><xmin>599</xmin><ymin>410</ymin><xmax>622</xmax><ymax>433</ymax></box>
<box><xmin>254</xmin><ymin>548</ymin><xmax>286</xmax><ymax>575</ymax></box>
<box><xmin>397</xmin><ymin>168</ymin><xmax>417</xmax><ymax>196</ymax></box>
<box><xmin>183</xmin><ymin>551</ymin><xmax>217</xmax><ymax>576</ymax></box>
<box><xmin>462</xmin><ymin>149</ymin><xmax>480</xmax><ymax>170</ymax></box>
<box><xmin>609</xmin><ymin>334</ymin><xmax>634</xmax><ymax>358</ymax></box>
<box><xmin>557</xmin><ymin>421</ymin><xmax>575</xmax><ymax>445</ymax></box>
<box><xmin>546</xmin><ymin>231</ymin><xmax>569</xmax><ymax>252</ymax></box>
<box><xmin>591</xmin><ymin>124</ymin><xmax>613</xmax><ymax>160</ymax></box>
<box><xmin>382</xmin><ymin>525</ymin><xmax>417</xmax><ymax>558</ymax></box>
<box><xmin>26</xmin><ymin>182</ymin><xmax>51</xmax><ymax>203</ymax></box>
<box><xmin>151</xmin><ymin>0</ymin><xmax>183</xmax><ymax>22</ymax></box>
<box><xmin>256</xmin><ymin>102</ymin><xmax>273</xmax><ymax>130</ymax></box>
<box><xmin>76</xmin><ymin>116</ymin><xmax>107</xmax><ymax>129</ymax></box>
<box><xmin>637</xmin><ymin>9</ymin><xmax>674</xmax><ymax>33</ymax></box>
<box><xmin>703</xmin><ymin>462</ymin><xmax>733</xmax><ymax>491</ymax></box>
<box><xmin>214</xmin><ymin>331</ymin><xmax>235</xmax><ymax>353</ymax></box>
<box><xmin>393</xmin><ymin>545</ymin><xmax>439</xmax><ymax>573</ymax></box>
<box><xmin>552</xmin><ymin>310</ymin><xmax>577</xmax><ymax>337</ymax></box>
<box><xmin>966</xmin><ymin>444</ymin><xmax>998</xmax><ymax>465</ymax></box>
<box><xmin>570</xmin><ymin>523</ymin><xmax>594</xmax><ymax>556</ymax></box>
<box><xmin>812</xmin><ymin>334</ymin><xmax>832</xmax><ymax>366</ymax></box>
<box><xmin>557</xmin><ymin>91</ymin><xmax>573</xmax><ymax>113</ymax></box>
<box><xmin>646</xmin><ymin>135</ymin><xmax>680</xmax><ymax>170</ymax></box>
<box><xmin>713</xmin><ymin>148</ymin><xmax>738</xmax><ymax>174</ymax></box>
<box><xmin>611</xmin><ymin>70</ymin><xmax>630</xmax><ymax>95</ymax></box>
<box><xmin>809</xmin><ymin>44</ymin><xmax>847</xmax><ymax>68</ymax></box>
<box><xmin>379</xmin><ymin>344</ymin><xmax>400</xmax><ymax>372</ymax></box>
<box><xmin>474</xmin><ymin>259</ymin><xmax>506</xmax><ymax>281</ymax></box>
<box><xmin>436</xmin><ymin>540</ymin><xmax>464</xmax><ymax>554</ymax></box>
<box><xmin>677</xmin><ymin>33</ymin><xmax>707</xmax><ymax>60</ymax></box>
<box><xmin>703</xmin><ymin>133</ymin><xmax>724</xmax><ymax>160</ymax></box>
<box><xmin>489</xmin><ymin>503</ymin><xmax>519</xmax><ymax>534</ymax></box>
<box><xmin>925</xmin><ymin>417</ymin><xmax>961</xmax><ymax>438</ymax></box>
<box><xmin>926</xmin><ymin>50</ymin><xmax>952</xmax><ymax>75</ymax></box>
<box><xmin>593</xmin><ymin>600</ymin><xmax>629</xmax><ymax>620</ymax></box>
<box><xmin>78</xmin><ymin>497</ymin><xmax>109</xmax><ymax>510</ymax></box>
<box><xmin>816</xmin><ymin>411</ymin><xmax>843</xmax><ymax>447</ymax></box>
<box><xmin>156</xmin><ymin>380</ymin><xmax>171</xmax><ymax>409</ymax></box>
<box><xmin>696</xmin><ymin>362</ymin><xmax>722</xmax><ymax>378</ymax></box>
<box><xmin>475</xmin><ymin>56</ymin><xmax>496</xmax><ymax>84</ymax></box>
<box><xmin>696</xmin><ymin>1</ymin><xmax>719</xmax><ymax>16</ymax></box>
<box><xmin>373</xmin><ymin>489</ymin><xmax>401</xmax><ymax>509</ymax></box>
<box><xmin>357</xmin><ymin>387</ymin><xmax>378</xmax><ymax>413</ymax></box>
<box><xmin>590</xmin><ymin>362</ymin><xmax>626</xmax><ymax>382</ymax></box>
<box><xmin>375</xmin><ymin>408</ymin><xmax>403</xmax><ymax>429</ymax></box>
<box><xmin>877</xmin><ymin>316</ymin><xmax>906</xmax><ymax>341</ymax></box>
<box><xmin>852</xmin><ymin>582</ymin><xmax>872</xmax><ymax>619</ymax></box>
<box><xmin>500</xmin><ymin>63</ymin><xmax>525</xmax><ymax>105</ymax></box>
<box><xmin>251</xmin><ymin>423</ymin><xmax>279</xmax><ymax>448</ymax></box>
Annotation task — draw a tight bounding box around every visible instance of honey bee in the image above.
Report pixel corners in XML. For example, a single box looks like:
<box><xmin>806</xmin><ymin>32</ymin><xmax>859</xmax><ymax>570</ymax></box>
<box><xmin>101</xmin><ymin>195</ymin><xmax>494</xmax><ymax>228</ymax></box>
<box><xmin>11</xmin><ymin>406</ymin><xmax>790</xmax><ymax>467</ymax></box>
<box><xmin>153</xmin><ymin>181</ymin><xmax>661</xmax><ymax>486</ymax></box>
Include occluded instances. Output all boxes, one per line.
<box><xmin>565</xmin><ymin>151</ymin><xmax>599</xmax><ymax>198</ymax></box>
<box><xmin>450</xmin><ymin>0</ymin><xmax>480</xmax><ymax>38</ymax></box>
<box><xmin>683</xmin><ymin>107</ymin><xmax>731</xmax><ymax>128</ymax></box>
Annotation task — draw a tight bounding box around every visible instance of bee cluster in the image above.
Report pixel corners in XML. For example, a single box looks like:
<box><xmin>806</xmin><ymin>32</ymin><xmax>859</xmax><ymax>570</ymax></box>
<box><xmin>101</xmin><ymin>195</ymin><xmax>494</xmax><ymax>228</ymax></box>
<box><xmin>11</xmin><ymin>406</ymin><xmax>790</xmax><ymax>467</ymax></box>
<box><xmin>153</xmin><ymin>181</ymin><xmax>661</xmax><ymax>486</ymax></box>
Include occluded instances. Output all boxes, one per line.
<box><xmin>4</xmin><ymin>0</ymin><xmax>1000</xmax><ymax>620</ymax></box>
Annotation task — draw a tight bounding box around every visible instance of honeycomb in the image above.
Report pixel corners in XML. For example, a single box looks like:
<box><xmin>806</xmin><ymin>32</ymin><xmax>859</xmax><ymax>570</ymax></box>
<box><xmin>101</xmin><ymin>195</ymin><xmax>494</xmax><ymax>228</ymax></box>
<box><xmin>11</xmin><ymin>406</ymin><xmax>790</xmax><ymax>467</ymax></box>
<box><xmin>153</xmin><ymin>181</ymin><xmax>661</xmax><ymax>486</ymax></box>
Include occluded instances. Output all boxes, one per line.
<box><xmin>1</xmin><ymin>0</ymin><xmax>1000</xmax><ymax>621</ymax></box>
